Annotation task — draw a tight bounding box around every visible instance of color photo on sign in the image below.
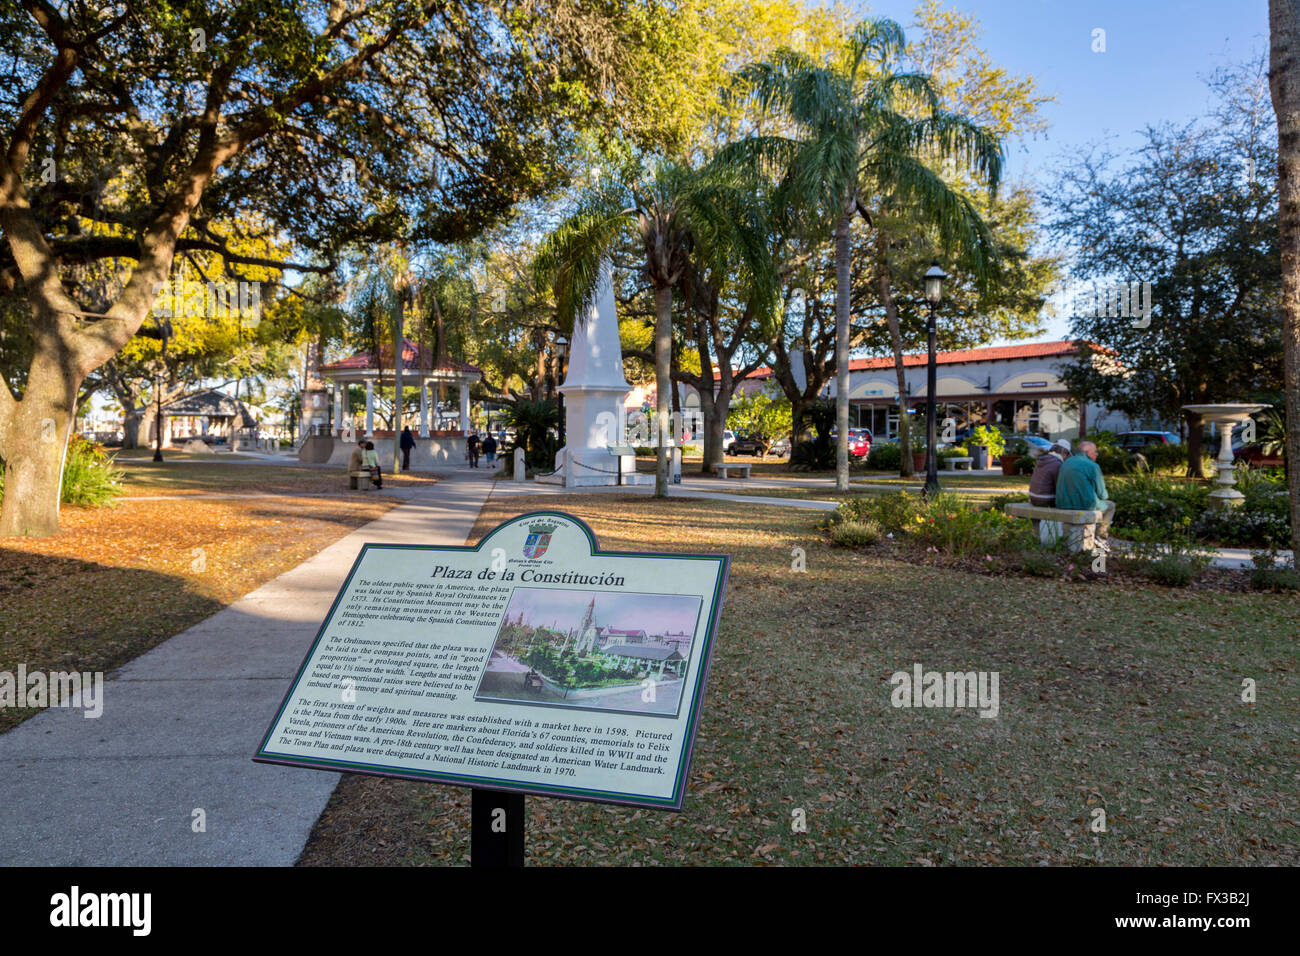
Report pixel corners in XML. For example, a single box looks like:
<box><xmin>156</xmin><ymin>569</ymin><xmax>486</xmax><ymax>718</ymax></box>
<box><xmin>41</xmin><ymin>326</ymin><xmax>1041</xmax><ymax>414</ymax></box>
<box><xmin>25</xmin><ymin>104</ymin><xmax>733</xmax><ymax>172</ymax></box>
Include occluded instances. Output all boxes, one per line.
<box><xmin>475</xmin><ymin>587</ymin><xmax>703</xmax><ymax>717</ymax></box>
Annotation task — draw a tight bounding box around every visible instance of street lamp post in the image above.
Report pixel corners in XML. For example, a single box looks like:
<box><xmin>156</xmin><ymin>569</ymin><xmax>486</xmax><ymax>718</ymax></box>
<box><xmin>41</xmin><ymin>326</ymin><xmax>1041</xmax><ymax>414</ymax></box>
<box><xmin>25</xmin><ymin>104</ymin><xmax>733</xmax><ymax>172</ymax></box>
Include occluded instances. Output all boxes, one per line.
<box><xmin>151</xmin><ymin>318</ymin><xmax>172</xmax><ymax>462</ymax></box>
<box><xmin>923</xmin><ymin>261</ymin><xmax>946</xmax><ymax>497</ymax></box>
<box><xmin>555</xmin><ymin>335</ymin><xmax>568</xmax><ymax>448</ymax></box>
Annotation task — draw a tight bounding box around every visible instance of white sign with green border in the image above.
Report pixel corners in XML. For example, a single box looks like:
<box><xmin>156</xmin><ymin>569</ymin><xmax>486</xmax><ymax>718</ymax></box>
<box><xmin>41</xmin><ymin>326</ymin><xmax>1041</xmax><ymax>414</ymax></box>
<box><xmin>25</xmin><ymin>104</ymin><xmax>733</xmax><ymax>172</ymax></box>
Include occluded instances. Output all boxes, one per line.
<box><xmin>255</xmin><ymin>511</ymin><xmax>729</xmax><ymax>810</ymax></box>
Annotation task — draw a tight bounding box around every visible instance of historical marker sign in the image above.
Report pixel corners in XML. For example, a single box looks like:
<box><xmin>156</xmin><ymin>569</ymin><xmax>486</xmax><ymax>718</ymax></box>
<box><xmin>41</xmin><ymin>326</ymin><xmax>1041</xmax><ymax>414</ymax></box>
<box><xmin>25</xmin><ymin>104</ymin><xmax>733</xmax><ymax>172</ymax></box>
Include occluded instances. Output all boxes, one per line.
<box><xmin>254</xmin><ymin>511</ymin><xmax>729</xmax><ymax>810</ymax></box>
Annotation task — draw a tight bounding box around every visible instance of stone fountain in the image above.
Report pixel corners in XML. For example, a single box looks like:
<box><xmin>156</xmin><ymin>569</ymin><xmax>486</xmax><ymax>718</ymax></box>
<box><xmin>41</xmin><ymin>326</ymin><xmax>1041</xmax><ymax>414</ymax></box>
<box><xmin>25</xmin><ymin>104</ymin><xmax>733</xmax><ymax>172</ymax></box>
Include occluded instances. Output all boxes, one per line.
<box><xmin>1182</xmin><ymin>403</ymin><xmax>1270</xmax><ymax>509</ymax></box>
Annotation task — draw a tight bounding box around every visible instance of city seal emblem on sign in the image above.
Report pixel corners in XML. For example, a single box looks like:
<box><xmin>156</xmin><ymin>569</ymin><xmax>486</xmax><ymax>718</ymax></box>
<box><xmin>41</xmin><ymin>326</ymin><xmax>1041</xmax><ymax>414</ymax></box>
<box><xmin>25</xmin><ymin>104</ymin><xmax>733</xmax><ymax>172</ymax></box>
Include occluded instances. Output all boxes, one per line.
<box><xmin>523</xmin><ymin>521</ymin><xmax>557</xmax><ymax>558</ymax></box>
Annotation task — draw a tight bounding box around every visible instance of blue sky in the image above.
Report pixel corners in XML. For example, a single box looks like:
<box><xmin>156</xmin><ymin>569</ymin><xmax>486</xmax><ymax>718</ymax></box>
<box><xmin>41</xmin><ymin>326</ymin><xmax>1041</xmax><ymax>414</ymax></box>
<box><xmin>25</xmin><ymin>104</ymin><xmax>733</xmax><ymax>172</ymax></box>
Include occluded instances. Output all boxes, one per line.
<box><xmin>855</xmin><ymin>0</ymin><xmax>1271</xmax><ymax>340</ymax></box>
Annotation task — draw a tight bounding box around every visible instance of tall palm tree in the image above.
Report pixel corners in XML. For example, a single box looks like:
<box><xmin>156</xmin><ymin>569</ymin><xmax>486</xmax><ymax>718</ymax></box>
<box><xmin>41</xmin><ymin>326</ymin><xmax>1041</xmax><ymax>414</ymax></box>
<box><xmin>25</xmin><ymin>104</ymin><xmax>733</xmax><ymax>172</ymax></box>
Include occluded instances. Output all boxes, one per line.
<box><xmin>725</xmin><ymin>17</ymin><xmax>1004</xmax><ymax>489</ymax></box>
<box><xmin>534</xmin><ymin>160</ymin><xmax>741</xmax><ymax>496</ymax></box>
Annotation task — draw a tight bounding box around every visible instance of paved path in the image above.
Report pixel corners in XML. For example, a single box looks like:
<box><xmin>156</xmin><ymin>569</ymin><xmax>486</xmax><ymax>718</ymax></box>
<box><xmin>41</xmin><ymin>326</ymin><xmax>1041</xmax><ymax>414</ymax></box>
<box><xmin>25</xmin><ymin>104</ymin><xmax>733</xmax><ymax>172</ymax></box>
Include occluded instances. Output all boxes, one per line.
<box><xmin>0</xmin><ymin>469</ymin><xmax>495</xmax><ymax>866</ymax></box>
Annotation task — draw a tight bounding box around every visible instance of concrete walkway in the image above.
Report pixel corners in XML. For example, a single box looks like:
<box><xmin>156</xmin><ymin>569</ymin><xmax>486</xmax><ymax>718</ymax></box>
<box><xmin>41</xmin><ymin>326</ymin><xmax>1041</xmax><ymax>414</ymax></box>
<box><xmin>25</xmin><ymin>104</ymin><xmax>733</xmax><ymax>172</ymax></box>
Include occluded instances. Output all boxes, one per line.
<box><xmin>0</xmin><ymin>469</ymin><xmax>495</xmax><ymax>866</ymax></box>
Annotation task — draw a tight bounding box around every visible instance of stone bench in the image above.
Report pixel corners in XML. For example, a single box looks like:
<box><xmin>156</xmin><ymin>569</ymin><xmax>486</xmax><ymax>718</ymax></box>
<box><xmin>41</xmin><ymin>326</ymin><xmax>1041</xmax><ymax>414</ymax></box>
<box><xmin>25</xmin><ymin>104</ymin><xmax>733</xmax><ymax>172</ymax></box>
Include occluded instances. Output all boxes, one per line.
<box><xmin>942</xmin><ymin>457</ymin><xmax>974</xmax><ymax>471</ymax></box>
<box><xmin>1005</xmin><ymin>502</ymin><xmax>1103</xmax><ymax>553</ymax></box>
<box><xmin>349</xmin><ymin>470</ymin><xmax>374</xmax><ymax>491</ymax></box>
<box><xmin>716</xmin><ymin>462</ymin><xmax>752</xmax><ymax>479</ymax></box>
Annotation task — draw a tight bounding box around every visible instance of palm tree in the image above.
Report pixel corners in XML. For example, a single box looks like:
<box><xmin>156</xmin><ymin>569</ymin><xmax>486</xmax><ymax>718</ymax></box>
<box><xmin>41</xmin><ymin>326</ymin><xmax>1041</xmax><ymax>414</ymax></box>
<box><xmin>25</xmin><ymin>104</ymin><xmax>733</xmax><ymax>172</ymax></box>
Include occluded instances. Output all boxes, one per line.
<box><xmin>534</xmin><ymin>160</ymin><xmax>741</xmax><ymax>496</ymax></box>
<box><xmin>725</xmin><ymin>17</ymin><xmax>1004</xmax><ymax>489</ymax></box>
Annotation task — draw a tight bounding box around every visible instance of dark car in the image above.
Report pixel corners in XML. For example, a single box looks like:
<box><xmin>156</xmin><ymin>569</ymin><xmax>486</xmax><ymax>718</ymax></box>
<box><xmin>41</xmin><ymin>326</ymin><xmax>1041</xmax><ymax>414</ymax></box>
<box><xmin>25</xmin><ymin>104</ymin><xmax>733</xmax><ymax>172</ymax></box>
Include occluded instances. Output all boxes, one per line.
<box><xmin>1117</xmin><ymin>431</ymin><xmax>1180</xmax><ymax>450</ymax></box>
<box><xmin>727</xmin><ymin>434</ymin><xmax>768</xmax><ymax>456</ymax></box>
<box><xmin>1233</xmin><ymin>442</ymin><xmax>1286</xmax><ymax>468</ymax></box>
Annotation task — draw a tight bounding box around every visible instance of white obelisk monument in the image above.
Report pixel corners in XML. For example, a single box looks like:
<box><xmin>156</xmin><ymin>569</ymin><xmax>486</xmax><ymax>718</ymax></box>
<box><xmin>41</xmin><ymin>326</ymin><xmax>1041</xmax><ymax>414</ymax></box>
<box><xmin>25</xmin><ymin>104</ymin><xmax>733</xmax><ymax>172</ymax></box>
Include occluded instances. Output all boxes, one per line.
<box><xmin>545</xmin><ymin>260</ymin><xmax>650</xmax><ymax>487</ymax></box>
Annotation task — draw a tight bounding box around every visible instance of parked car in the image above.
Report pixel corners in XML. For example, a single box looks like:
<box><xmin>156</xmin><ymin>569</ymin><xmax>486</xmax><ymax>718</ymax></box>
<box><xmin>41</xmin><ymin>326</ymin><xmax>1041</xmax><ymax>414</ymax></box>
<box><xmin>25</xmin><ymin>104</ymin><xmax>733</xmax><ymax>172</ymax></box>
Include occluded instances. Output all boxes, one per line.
<box><xmin>830</xmin><ymin>427</ymin><xmax>872</xmax><ymax>458</ymax></box>
<box><xmin>766</xmin><ymin>436</ymin><xmax>792</xmax><ymax>458</ymax></box>
<box><xmin>1005</xmin><ymin>434</ymin><xmax>1052</xmax><ymax>457</ymax></box>
<box><xmin>727</xmin><ymin>433</ymin><xmax>768</xmax><ymax>456</ymax></box>
<box><xmin>1117</xmin><ymin>431</ymin><xmax>1180</xmax><ymax>449</ymax></box>
<box><xmin>723</xmin><ymin>429</ymin><xmax>736</xmax><ymax>449</ymax></box>
<box><xmin>1233</xmin><ymin>442</ymin><xmax>1286</xmax><ymax>468</ymax></box>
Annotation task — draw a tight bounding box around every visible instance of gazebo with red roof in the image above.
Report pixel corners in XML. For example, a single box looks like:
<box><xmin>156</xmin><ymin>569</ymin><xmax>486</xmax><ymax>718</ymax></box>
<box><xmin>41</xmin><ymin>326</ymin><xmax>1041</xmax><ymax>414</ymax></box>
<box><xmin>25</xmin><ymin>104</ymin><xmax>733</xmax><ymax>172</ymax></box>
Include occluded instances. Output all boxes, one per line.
<box><xmin>319</xmin><ymin>338</ymin><xmax>482</xmax><ymax>439</ymax></box>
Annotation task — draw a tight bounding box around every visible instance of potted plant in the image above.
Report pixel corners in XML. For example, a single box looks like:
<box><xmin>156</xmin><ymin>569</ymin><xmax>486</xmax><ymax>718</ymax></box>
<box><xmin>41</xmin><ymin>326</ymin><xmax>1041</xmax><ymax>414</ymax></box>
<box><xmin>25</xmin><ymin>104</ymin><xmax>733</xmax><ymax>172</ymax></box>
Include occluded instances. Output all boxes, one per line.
<box><xmin>970</xmin><ymin>425</ymin><xmax>1004</xmax><ymax>471</ymax></box>
<box><xmin>910</xmin><ymin>431</ymin><xmax>928</xmax><ymax>473</ymax></box>
<box><xmin>1001</xmin><ymin>436</ymin><xmax>1028</xmax><ymax>476</ymax></box>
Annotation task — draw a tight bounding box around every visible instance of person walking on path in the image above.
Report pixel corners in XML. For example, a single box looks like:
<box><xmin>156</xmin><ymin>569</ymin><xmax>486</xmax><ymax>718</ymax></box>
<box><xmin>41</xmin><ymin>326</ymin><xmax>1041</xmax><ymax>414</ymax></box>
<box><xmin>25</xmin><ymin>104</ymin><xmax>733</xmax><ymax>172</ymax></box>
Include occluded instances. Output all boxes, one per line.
<box><xmin>362</xmin><ymin>440</ymin><xmax>384</xmax><ymax>489</ymax></box>
<box><xmin>1055</xmin><ymin>441</ymin><xmax>1113</xmax><ymax>537</ymax></box>
<box><xmin>466</xmin><ymin>432</ymin><xmax>481</xmax><ymax>468</ymax></box>
<box><xmin>482</xmin><ymin>432</ymin><xmax>497</xmax><ymax>466</ymax></box>
<box><xmin>1028</xmin><ymin>439</ymin><xmax>1071</xmax><ymax>507</ymax></box>
<box><xmin>400</xmin><ymin>427</ymin><xmax>416</xmax><ymax>471</ymax></box>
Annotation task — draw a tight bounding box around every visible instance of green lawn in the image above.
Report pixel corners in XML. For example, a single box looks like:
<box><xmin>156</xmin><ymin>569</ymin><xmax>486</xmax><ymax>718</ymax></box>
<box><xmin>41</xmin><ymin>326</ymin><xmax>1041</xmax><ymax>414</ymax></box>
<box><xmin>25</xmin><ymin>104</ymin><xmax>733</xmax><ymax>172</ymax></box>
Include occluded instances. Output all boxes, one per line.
<box><xmin>114</xmin><ymin>456</ymin><xmax>440</xmax><ymax>496</ymax></box>
<box><xmin>299</xmin><ymin>493</ymin><xmax>1299</xmax><ymax>866</ymax></box>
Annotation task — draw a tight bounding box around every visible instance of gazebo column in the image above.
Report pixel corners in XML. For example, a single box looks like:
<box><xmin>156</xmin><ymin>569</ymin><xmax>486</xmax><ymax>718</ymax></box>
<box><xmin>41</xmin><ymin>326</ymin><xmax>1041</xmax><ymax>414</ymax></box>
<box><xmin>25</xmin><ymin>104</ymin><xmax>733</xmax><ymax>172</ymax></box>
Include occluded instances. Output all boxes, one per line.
<box><xmin>332</xmin><ymin>383</ymin><xmax>342</xmax><ymax>435</ymax></box>
<box><xmin>459</xmin><ymin>383</ymin><xmax>471</xmax><ymax>434</ymax></box>
<box><xmin>419</xmin><ymin>381</ymin><xmax>430</xmax><ymax>438</ymax></box>
<box><xmin>365</xmin><ymin>379</ymin><xmax>374</xmax><ymax>435</ymax></box>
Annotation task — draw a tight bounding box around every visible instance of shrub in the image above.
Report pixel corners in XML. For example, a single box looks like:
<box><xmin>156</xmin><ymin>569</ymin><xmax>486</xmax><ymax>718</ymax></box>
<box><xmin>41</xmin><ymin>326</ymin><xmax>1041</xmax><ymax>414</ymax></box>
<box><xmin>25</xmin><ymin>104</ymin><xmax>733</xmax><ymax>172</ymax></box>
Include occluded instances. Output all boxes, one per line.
<box><xmin>837</xmin><ymin>490</ymin><xmax>919</xmax><ymax>530</ymax></box>
<box><xmin>1146</xmin><ymin>553</ymin><xmax>1201</xmax><ymax>587</ymax></box>
<box><xmin>1250</xmin><ymin>566</ymin><xmax>1300</xmax><ymax>591</ymax></box>
<box><xmin>1019</xmin><ymin>549</ymin><xmax>1060</xmax><ymax>577</ymax></box>
<box><xmin>1109</xmin><ymin>473</ymin><xmax>1208</xmax><ymax>537</ymax></box>
<box><xmin>1119</xmin><ymin>529</ymin><xmax>1211</xmax><ymax>585</ymax></box>
<box><xmin>0</xmin><ymin>436</ymin><xmax>123</xmax><ymax>507</ymax></box>
<box><xmin>970</xmin><ymin>425</ymin><xmax>1005</xmax><ymax>458</ymax></box>
<box><xmin>1249</xmin><ymin>548</ymin><xmax>1300</xmax><ymax>590</ymax></box>
<box><xmin>503</xmin><ymin>399</ymin><xmax>559</xmax><ymax>471</ymax></box>
<box><xmin>837</xmin><ymin>491</ymin><xmax>1032</xmax><ymax>557</ymax></box>
<box><xmin>4</xmin><ymin>436</ymin><xmax>127</xmax><ymax>507</ymax></box>
<box><xmin>987</xmin><ymin>492</ymin><xmax>1029</xmax><ymax>511</ymax></box>
<box><xmin>866</xmin><ymin>442</ymin><xmax>901</xmax><ymax>470</ymax></box>
<box><xmin>790</xmin><ymin>438</ymin><xmax>834</xmax><ymax>470</ymax></box>
<box><xmin>1192</xmin><ymin>508</ymin><xmax>1290</xmax><ymax>548</ymax></box>
<box><xmin>831</xmin><ymin>519</ymin><xmax>882</xmax><ymax>548</ymax></box>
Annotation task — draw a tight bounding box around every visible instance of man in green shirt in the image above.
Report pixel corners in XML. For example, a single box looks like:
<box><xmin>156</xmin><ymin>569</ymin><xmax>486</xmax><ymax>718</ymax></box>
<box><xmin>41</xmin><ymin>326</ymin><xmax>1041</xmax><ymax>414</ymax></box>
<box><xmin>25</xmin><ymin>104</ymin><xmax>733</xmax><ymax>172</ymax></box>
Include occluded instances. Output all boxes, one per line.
<box><xmin>1054</xmin><ymin>441</ymin><xmax>1114</xmax><ymax>537</ymax></box>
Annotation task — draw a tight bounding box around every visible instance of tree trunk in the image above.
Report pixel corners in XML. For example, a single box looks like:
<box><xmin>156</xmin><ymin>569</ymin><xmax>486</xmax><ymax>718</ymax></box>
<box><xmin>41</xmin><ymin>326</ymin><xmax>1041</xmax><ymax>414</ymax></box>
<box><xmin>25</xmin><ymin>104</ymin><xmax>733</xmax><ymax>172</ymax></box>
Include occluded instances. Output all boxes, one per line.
<box><xmin>1185</xmin><ymin>410</ymin><xmax>1205</xmax><ymax>479</ymax></box>
<box><xmin>876</xmin><ymin>232</ymin><xmax>912</xmax><ymax>475</ymax></box>
<box><xmin>654</xmin><ymin>284</ymin><xmax>673</xmax><ymax>497</ymax></box>
<box><xmin>707</xmin><ymin>392</ymin><xmax>726</xmax><ymax>472</ymax></box>
<box><xmin>834</xmin><ymin>209</ymin><xmax>852</xmax><ymax>491</ymax></box>
<box><xmin>697</xmin><ymin>385</ymin><xmax>717</xmax><ymax>473</ymax></box>
<box><xmin>0</xmin><ymin>358</ymin><xmax>78</xmax><ymax>537</ymax></box>
<box><xmin>1270</xmin><ymin>0</ymin><xmax>1300</xmax><ymax>559</ymax></box>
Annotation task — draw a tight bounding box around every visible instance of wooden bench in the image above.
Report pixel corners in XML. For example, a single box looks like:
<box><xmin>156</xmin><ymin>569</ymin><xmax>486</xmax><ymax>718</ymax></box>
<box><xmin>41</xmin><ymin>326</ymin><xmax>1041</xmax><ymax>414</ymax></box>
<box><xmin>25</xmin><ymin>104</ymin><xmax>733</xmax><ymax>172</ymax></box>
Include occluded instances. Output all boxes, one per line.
<box><xmin>942</xmin><ymin>456</ymin><xmax>974</xmax><ymax>471</ymax></box>
<box><xmin>1005</xmin><ymin>502</ymin><xmax>1104</xmax><ymax>553</ymax></box>
<box><xmin>349</xmin><ymin>470</ymin><xmax>373</xmax><ymax>491</ymax></box>
<box><xmin>716</xmin><ymin>462</ymin><xmax>752</xmax><ymax>479</ymax></box>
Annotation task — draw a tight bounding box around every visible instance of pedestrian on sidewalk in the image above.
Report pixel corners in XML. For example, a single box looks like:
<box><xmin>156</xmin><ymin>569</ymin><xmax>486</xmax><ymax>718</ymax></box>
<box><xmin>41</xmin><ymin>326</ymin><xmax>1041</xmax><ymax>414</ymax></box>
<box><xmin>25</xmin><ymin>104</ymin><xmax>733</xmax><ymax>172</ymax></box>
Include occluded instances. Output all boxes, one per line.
<box><xmin>482</xmin><ymin>432</ymin><xmax>497</xmax><ymax>466</ymax></box>
<box><xmin>466</xmin><ymin>432</ymin><xmax>481</xmax><ymax>468</ymax></box>
<box><xmin>400</xmin><ymin>426</ymin><xmax>416</xmax><ymax>471</ymax></box>
<box><xmin>363</xmin><ymin>440</ymin><xmax>384</xmax><ymax>489</ymax></box>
